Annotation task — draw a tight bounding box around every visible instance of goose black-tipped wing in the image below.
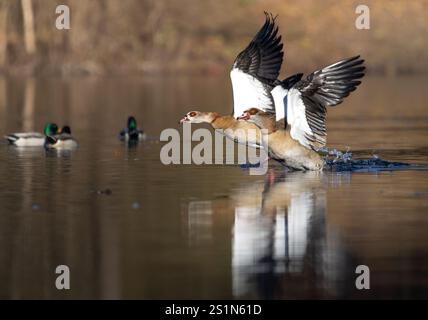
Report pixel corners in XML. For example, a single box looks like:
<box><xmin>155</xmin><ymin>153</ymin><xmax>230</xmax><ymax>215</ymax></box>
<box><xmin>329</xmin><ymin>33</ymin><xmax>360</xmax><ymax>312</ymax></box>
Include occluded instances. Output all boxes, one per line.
<box><xmin>231</xmin><ymin>12</ymin><xmax>284</xmax><ymax>118</ymax></box>
<box><xmin>286</xmin><ymin>56</ymin><xmax>365</xmax><ymax>149</ymax></box>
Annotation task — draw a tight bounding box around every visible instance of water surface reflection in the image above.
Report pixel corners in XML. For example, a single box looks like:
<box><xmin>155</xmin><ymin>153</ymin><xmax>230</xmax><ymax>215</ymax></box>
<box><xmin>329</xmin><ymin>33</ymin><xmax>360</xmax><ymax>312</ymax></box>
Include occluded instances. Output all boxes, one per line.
<box><xmin>184</xmin><ymin>171</ymin><xmax>358</xmax><ymax>299</ymax></box>
<box><xmin>1</xmin><ymin>76</ymin><xmax>428</xmax><ymax>299</ymax></box>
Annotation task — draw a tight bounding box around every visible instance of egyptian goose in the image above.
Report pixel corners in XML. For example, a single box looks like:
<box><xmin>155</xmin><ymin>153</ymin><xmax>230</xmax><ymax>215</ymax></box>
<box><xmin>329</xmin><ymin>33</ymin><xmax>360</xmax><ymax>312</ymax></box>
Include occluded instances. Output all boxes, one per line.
<box><xmin>5</xmin><ymin>123</ymin><xmax>59</xmax><ymax>147</ymax></box>
<box><xmin>45</xmin><ymin>125</ymin><xmax>78</xmax><ymax>149</ymax></box>
<box><xmin>180</xmin><ymin>12</ymin><xmax>283</xmax><ymax>148</ymax></box>
<box><xmin>119</xmin><ymin>116</ymin><xmax>146</xmax><ymax>142</ymax></box>
<box><xmin>238</xmin><ymin>56</ymin><xmax>365</xmax><ymax>170</ymax></box>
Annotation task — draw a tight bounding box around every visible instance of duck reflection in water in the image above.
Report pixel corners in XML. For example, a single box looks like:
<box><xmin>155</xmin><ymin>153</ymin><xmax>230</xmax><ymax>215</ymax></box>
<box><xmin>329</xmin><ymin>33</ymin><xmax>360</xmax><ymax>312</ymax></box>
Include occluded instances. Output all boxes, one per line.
<box><xmin>184</xmin><ymin>170</ymin><xmax>356</xmax><ymax>299</ymax></box>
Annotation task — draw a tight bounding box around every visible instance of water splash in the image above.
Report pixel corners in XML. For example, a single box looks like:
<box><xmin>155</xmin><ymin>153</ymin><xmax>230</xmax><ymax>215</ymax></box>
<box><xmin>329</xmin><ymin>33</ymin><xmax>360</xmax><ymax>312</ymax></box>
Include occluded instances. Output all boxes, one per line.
<box><xmin>318</xmin><ymin>146</ymin><xmax>353</xmax><ymax>163</ymax></box>
<box><xmin>321</xmin><ymin>147</ymin><xmax>413</xmax><ymax>172</ymax></box>
<box><xmin>239</xmin><ymin>147</ymin><xmax>425</xmax><ymax>173</ymax></box>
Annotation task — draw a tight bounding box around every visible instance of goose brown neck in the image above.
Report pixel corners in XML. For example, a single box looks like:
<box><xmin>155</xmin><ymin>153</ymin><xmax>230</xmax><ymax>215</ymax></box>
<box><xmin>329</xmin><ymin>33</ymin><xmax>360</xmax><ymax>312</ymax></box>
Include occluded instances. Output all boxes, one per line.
<box><xmin>210</xmin><ymin>115</ymin><xmax>236</xmax><ymax>129</ymax></box>
<box><xmin>252</xmin><ymin>115</ymin><xmax>277</xmax><ymax>134</ymax></box>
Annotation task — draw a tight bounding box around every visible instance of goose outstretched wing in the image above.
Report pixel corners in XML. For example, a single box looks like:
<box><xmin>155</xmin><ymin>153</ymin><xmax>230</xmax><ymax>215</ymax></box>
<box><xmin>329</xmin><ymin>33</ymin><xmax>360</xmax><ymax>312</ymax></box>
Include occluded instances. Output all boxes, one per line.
<box><xmin>231</xmin><ymin>12</ymin><xmax>284</xmax><ymax>118</ymax></box>
<box><xmin>285</xmin><ymin>56</ymin><xmax>365</xmax><ymax>149</ymax></box>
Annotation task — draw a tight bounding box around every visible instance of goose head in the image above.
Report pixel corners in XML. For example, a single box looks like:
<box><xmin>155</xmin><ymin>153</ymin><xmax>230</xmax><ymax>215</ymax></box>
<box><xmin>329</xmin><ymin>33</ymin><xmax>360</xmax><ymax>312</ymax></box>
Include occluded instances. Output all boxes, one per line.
<box><xmin>179</xmin><ymin>111</ymin><xmax>218</xmax><ymax>124</ymax></box>
<box><xmin>237</xmin><ymin>108</ymin><xmax>275</xmax><ymax>130</ymax></box>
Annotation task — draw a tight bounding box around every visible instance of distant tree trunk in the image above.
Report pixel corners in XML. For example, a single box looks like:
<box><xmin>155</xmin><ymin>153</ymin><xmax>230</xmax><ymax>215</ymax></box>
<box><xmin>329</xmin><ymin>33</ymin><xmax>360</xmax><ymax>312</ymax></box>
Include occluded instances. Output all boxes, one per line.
<box><xmin>0</xmin><ymin>0</ymin><xmax>8</xmax><ymax>66</ymax></box>
<box><xmin>21</xmin><ymin>0</ymin><xmax>36</xmax><ymax>55</ymax></box>
<box><xmin>0</xmin><ymin>78</ymin><xmax>6</xmax><ymax>123</ymax></box>
<box><xmin>23</xmin><ymin>78</ymin><xmax>35</xmax><ymax>131</ymax></box>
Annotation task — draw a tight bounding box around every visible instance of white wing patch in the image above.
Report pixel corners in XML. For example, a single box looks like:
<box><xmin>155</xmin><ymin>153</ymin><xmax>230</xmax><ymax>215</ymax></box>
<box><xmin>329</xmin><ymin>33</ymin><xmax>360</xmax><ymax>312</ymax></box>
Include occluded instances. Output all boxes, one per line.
<box><xmin>287</xmin><ymin>88</ymin><xmax>314</xmax><ymax>149</ymax></box>
<box><xmin>230</xmin><ymin>69</ymin><xmax>273</xmax><ymax>118</ymax></box>
<box><xmin>271</xmin><ymin>85</ymin><xmax>288</xmax><ymax>121</ymax></box>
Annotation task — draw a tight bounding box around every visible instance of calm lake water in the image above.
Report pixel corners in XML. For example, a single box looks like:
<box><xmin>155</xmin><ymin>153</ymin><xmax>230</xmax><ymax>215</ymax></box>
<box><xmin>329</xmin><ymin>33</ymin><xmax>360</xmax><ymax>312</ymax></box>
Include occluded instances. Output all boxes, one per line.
<box><xmin>0</xmin><ymin>75</ymin><xmax>428</xmax><ymax>299</ymax></box>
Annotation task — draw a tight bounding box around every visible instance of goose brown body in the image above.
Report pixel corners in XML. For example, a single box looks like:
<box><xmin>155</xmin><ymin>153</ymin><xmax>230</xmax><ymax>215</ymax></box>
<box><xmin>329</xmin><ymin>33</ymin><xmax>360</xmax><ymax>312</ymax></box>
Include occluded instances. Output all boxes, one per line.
<box><xmin>239</xmin><ymin>108</ymin><xmax>324</xmax><ymax>171</ymax></box>
<box><xmin>263</xmin><ymin>128</ymin><xmax>324</xmax><ymax>171</ymax></box>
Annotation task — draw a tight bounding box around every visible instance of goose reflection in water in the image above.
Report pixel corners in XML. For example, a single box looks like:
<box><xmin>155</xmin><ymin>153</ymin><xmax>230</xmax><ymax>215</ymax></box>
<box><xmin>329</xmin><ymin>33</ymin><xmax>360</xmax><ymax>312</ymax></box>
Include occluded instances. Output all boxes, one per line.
<box><xmin>231</xmin><ymin>170</ymin><xmax>357</xmax><ymax>299</ymax></box>
<box><xmin>184</xmin><ymin>170</ymin><xmax>357</xmax><ymax>299</ymax></box>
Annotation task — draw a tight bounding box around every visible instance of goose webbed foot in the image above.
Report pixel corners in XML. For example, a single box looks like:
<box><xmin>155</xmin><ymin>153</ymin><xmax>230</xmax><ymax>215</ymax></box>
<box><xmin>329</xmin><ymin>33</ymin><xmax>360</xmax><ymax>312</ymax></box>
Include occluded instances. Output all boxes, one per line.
<box><xmin>239</xmin><ymin>162</ymin><xmax>262</xmax><ymax>170</ymax></box>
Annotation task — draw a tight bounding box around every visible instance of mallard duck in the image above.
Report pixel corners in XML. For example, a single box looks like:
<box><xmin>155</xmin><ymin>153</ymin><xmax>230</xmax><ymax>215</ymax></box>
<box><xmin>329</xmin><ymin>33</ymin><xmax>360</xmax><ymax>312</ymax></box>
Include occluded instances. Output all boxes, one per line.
<box><xmin>237</xmin><ymin>56</ymin><xmax>365</xmax><ymax>171</ymax></box>
<box><xmin>44</xmin><ymin>125</ymin><xmax>78</xmax><ymax>149</ymax></box>
<box><xmin>119</xmin><ymin>116</ymin><xmax>145</xmax><ymax>141</ymax></box>
<box><xmin>179</xmin><ymin>12</ymin><xmax>283</xmax><ymax>148</ymax></box>
<box><xmin>58</xmin><ymin>126</ymin><xmax>71</xmax><ymax>134</ymax></box>
<box><xmin>5</xmin><ymin>123</ymin><xmax>58</xmax><ymax>147</ymax></box>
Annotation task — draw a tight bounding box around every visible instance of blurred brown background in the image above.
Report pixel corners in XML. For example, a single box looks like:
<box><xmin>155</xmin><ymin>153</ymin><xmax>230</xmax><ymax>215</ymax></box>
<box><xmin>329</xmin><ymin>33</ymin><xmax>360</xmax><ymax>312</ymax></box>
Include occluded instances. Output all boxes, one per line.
<box><xmin>0</xmin><ymin>0</ymin><xmax>427</xmax><ymax>76</ymax></box>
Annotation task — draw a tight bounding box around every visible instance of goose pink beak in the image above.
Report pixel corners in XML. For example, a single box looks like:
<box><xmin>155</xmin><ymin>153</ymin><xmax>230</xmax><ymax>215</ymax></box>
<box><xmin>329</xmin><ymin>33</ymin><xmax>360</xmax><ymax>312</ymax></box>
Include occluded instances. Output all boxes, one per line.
<box><xmin>237</xmin><ymin>112</ymin><xmax>250</xmax><ymax>121</ymax></box>
<box><xmin>179</xmin><ymin>116</ymin><xmax>189</xmax><ymax>124</ymax></box>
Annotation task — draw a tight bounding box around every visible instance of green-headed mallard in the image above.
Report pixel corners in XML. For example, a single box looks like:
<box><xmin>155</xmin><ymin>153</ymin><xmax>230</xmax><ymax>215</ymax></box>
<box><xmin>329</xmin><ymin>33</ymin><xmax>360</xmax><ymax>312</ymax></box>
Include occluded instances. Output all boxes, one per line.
<box><xmin>119</xmin><ymin>116</ymin><xmax>146</xmax><ymax>142</ymax></box>
<box><xmin>45</xmin><ymin>125</ymin><xmax>78</xmax><ymax>149</ymax></box>
<box><xmin>5</xmin><ymin>123</ymin><xmax>58</xmax><ymax>147</ymax></box>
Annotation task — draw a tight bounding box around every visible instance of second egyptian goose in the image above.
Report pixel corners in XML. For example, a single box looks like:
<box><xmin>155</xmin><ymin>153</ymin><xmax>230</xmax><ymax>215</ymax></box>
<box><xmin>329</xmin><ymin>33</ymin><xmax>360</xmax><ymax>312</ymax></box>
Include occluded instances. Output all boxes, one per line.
<box><xmin>180</xmin><ymin>13</ymin><xmax>283</xmax><ymax>148</ymax></box>
<box><xmin>238</xmin><ymin>56</ymin><xmax>365</xmax><ymax>171</ymax></box>
<box><xmin>239</xmin><ymin>108</ymin><xmax>324</xmax><ymax>170</ymax></box>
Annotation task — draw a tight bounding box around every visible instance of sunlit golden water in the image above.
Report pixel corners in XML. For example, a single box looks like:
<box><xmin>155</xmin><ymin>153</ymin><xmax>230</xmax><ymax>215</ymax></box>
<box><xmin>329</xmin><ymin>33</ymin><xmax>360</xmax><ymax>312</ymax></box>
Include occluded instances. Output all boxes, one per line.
<box><xmin>0</xmin><ymin>75</ymin><xmax>427</xmax><ymax>299</ymax></box>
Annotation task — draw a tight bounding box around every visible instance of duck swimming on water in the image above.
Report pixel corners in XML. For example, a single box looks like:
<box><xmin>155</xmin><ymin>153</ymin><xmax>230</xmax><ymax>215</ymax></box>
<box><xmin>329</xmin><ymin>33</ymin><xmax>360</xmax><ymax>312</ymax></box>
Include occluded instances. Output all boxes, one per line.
<box><xmin>119</xmin><ymin>116</ymin><xmax>146</xmax><ymax>142</ymax></box>
<box><xmin>5</xmin><ymin>123</ymin><xmax>58</xmax><ymax>147</ymax></box>
<box><xmin>45</xmin><ymin>125</ymin><xmax>78</xmax><ymax>149</ymax></box>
